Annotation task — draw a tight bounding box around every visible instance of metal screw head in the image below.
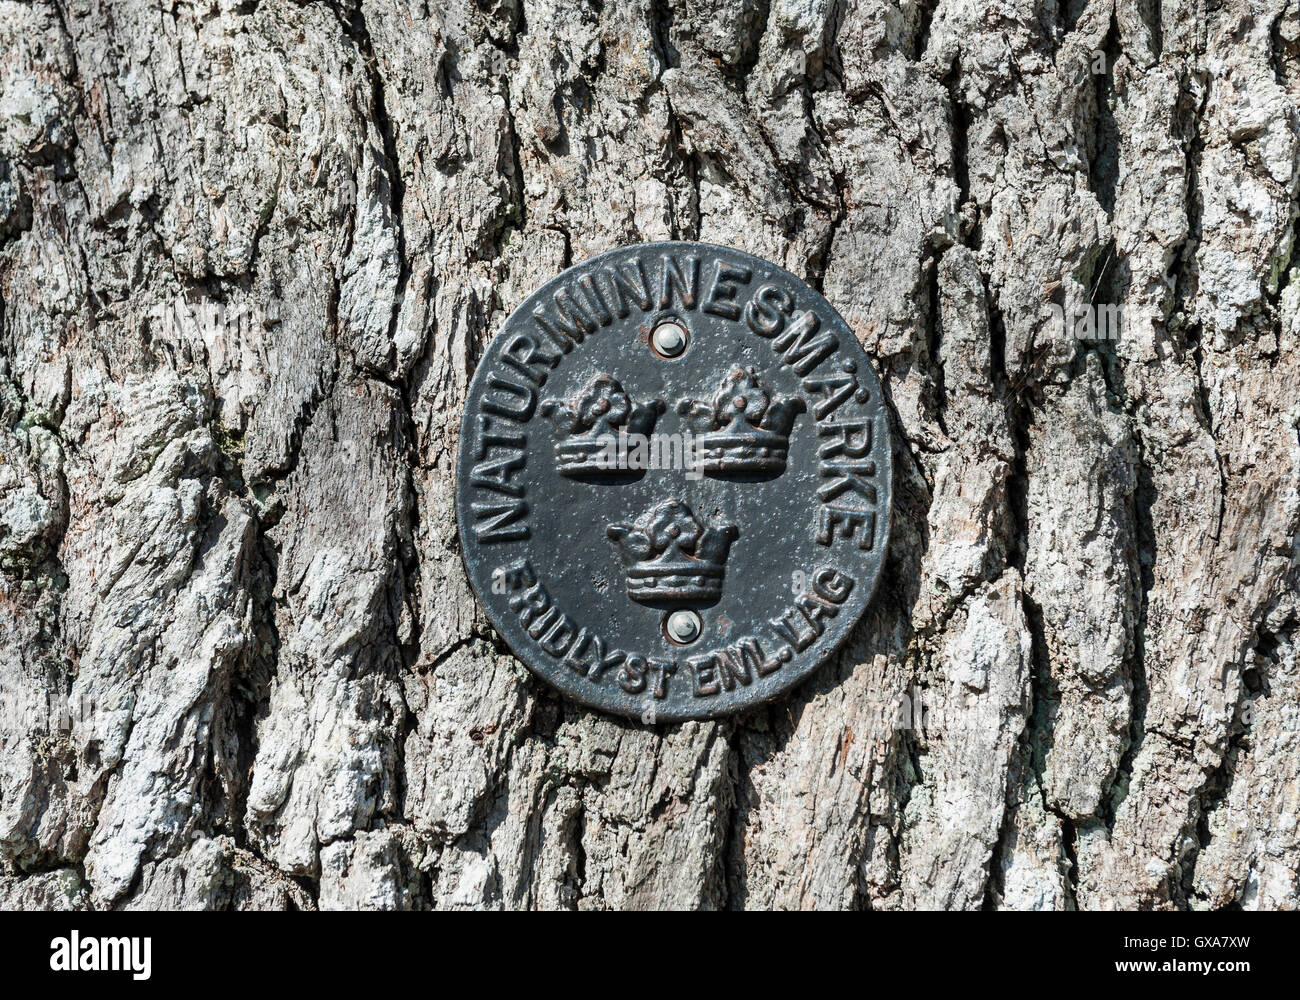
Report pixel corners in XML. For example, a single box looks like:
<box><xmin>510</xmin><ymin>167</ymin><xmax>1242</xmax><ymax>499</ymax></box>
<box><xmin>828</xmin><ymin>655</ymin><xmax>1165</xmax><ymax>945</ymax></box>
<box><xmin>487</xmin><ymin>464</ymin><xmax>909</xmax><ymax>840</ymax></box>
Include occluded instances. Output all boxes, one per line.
<box><xmin>651</xmin><ymin>321</ymin><xmax>688</xmax><ymax>358</ymax></box>
<box><xmin>665</xmin><ymin>609</ymin><xmax>702</xmax><ymax>644</ymax></box>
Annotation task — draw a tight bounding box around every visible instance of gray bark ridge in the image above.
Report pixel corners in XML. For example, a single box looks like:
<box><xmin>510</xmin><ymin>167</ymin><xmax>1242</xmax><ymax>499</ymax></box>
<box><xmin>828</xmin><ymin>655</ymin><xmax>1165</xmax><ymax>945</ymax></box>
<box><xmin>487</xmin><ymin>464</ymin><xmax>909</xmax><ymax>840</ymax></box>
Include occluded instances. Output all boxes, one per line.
<box><xmin>0</xmin><ymin>0</ymin><xmax>1297</xmax><ymax>910</ymax></box>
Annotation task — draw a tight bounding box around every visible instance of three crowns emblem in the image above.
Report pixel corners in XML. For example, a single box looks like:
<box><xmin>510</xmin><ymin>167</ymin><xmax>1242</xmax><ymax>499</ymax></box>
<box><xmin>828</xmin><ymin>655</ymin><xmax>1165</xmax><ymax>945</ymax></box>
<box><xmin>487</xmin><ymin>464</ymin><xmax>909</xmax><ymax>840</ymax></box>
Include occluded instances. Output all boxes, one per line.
<box><xmin>545</xmin><ymin>367</ymin><xmax>804</xmax><ymax>605</ymax></box>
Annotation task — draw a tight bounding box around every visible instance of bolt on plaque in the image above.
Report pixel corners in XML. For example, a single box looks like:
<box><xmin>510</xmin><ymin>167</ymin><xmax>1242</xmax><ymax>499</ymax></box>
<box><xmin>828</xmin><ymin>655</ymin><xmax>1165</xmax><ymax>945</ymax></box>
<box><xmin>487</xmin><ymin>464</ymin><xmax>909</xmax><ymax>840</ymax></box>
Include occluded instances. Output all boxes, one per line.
<box><xmin>456</xmin><ymin>242</ymin><xmax>892</xmax><ymax>722</ymax></box>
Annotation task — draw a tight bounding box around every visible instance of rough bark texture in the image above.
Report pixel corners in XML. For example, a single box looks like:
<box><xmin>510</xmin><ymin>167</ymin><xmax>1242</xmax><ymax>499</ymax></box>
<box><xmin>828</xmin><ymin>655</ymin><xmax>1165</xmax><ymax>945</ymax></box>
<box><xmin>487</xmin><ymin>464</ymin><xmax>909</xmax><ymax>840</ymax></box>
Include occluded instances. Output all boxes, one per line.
<box><xmin>0</xmin><ymin>0</ymin><xmax>1297</xmax><ymax>911</ymax></box>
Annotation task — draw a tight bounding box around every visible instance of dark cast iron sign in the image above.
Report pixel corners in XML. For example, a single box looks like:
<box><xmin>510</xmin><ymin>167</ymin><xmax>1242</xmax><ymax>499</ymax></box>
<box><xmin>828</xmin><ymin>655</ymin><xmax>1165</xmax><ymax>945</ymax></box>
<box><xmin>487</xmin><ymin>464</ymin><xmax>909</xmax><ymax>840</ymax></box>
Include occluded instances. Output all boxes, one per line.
<box><xmin>456</xmin><ymin>242</ymin><xmax>892</xmax><ymax>722</ymax></box>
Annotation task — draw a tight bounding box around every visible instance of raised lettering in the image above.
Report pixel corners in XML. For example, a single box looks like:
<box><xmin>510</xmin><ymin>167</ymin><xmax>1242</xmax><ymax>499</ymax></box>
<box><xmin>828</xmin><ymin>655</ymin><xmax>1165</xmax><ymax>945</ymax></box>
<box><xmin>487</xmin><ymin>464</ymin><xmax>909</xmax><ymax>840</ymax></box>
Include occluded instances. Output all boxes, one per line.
<box><xmin>658</xmin><ymin>254</ymin><xmax>700</xmax><ymax>310</ymax></box>
<box><xmin>745</xmin><ymin>283</ymin><xmax>793</xmax><ymax>337</ymax></box>
<box><xmin>813</xmin><ymin>567</ymin><xmax>855</xmax><ymax>603</ymax></box>
<box><xmin>702</xmin><ymin>261</ymin><xmax>752</xmax><ymax>320</ymax></box>
<box><xmin>473</xmin><ymin>499</ymin><xmax>530</xmax><ymax>543</ymax></box>
<box><xmin>482</xmin><ymin>374</ymin><xmax>536</xmax><ymax>421</ymax></box>
<box><xmin>603</xmin><ymin>258</ymin><xmax>651</xmax><ymax>316</ymax></box>
<box><xmin>772</xmin><ymin>309</ymin><xmax>837</xmax><ymax>375</ymax></box>
<box><xmin>501</xmin><ymin>333</ymin><xmax>560</xmax><ymax>386</ymax></box>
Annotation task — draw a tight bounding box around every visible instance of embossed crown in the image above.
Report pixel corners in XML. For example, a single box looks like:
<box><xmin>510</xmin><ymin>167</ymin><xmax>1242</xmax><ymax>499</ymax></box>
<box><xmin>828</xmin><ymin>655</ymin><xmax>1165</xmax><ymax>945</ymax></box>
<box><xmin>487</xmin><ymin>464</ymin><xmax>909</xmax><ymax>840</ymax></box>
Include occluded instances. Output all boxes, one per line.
<box><xmin>606</xmin><ymin>500</ymin><xmax>738</xmax><ymax>605</ymax></box>
<box><xmin>540</xmin><ymin>374</ymin><xmax>665</xmax><ymax>478</ymax></box>
<box><xmin>677</xmin><ymin>367</ymin><xmax>806</xmax><ymax>476</ymax></box>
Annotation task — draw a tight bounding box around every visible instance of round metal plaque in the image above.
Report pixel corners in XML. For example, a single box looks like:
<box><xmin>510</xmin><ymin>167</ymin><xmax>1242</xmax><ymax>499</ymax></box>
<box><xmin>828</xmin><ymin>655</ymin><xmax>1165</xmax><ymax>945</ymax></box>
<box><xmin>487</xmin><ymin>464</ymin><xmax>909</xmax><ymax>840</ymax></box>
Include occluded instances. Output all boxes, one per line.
<box><xmin>456</xmin><ymin>242</ymin><xmax>892</xmax><ymax>722</ymax></box>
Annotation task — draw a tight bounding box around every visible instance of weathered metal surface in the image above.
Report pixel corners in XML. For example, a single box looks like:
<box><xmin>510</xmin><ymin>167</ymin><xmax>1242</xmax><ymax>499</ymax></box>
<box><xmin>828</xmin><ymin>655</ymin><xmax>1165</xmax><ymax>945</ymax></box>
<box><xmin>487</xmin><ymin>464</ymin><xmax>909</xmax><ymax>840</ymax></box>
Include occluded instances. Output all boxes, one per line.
<box><xmin>456</xmin><ymin>243</ymin><xmax>892</xmax><ymax>722</ymax></box>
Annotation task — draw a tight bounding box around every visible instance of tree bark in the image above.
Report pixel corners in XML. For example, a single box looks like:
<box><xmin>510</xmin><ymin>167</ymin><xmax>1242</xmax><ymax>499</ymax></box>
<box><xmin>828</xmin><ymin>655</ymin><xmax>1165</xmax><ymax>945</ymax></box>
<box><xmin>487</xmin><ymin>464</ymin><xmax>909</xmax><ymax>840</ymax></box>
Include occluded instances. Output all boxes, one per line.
<box><xmin>0</xmin><ymin>0</ymin><xmax>1297</xmax><ymax>910</ymax></box>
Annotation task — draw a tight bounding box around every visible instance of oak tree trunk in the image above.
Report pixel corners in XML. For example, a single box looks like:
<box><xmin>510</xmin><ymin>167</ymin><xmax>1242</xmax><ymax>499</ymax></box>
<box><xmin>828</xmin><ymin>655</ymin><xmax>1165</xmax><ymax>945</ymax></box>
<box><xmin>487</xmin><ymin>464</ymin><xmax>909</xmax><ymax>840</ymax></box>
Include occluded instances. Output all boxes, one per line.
<box><xmin>1</xmin><ymin>0</ymin><xmax>1298</xmax><ymax>910</ymax></box>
